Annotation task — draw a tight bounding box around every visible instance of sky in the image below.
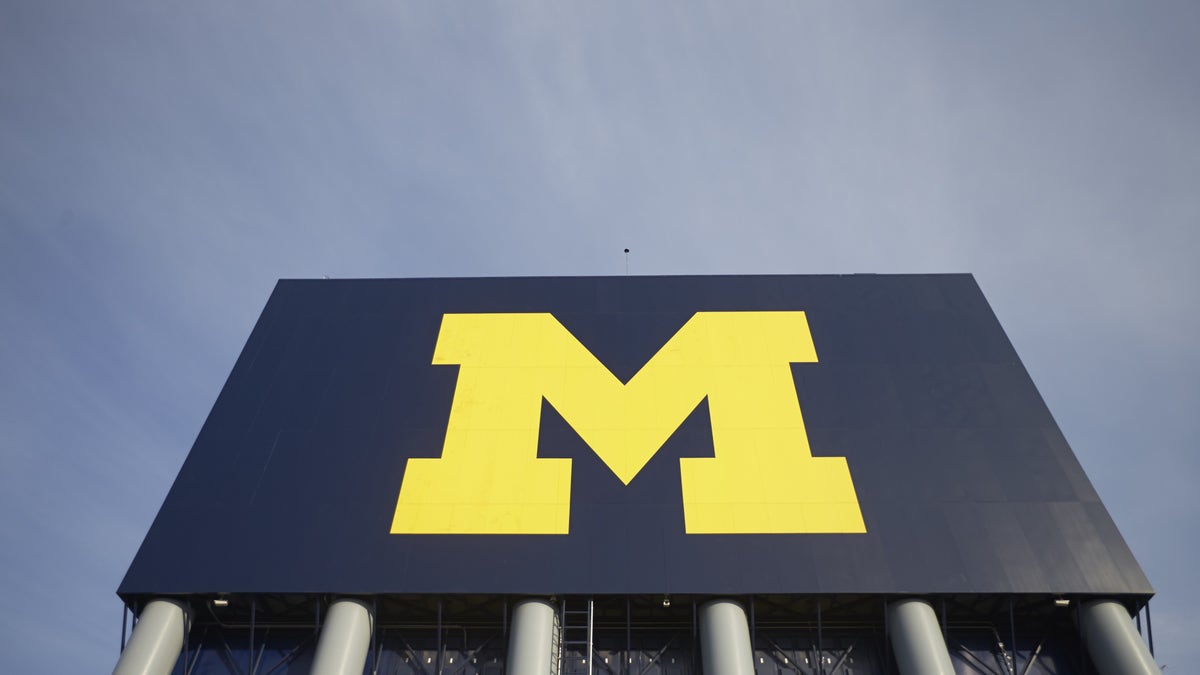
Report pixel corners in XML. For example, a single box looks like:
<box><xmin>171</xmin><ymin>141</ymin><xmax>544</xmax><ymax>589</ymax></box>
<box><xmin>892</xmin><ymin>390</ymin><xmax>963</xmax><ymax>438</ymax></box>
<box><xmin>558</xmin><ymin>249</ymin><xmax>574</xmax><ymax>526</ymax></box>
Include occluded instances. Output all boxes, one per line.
<box><xmin>1</xmin><ymin>1</ymin><xmax>1197</xmax><ymax>672</ymax></box>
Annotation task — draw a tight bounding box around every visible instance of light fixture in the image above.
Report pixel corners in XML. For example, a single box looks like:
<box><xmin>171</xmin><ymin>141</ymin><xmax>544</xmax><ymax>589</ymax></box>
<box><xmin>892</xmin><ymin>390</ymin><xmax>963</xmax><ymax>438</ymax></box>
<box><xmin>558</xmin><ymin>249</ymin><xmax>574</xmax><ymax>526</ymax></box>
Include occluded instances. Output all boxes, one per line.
<box><xmin>1054</xmin><ymin>598</ymin><xmax>1071</xmax><ymax>607</ymax></box>
<box><xmin>662</xmin><ymin>595</ymin><xmax>671</xmax><ymax>607</ymax></box>
<box><xmin>212</xmin><ymin>598</ymin><xmax>229</xmax><ymax>608</ymax></box>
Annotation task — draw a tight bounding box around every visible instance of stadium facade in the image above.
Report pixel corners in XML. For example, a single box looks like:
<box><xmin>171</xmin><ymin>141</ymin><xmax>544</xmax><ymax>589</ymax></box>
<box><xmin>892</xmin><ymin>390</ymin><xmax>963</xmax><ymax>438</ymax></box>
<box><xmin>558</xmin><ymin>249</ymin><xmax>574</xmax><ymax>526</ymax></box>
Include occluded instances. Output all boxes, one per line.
<box><xmin>112</xmin><ymin>275</ymin><xmax>1161</xmax><ymax>675</ymax></box>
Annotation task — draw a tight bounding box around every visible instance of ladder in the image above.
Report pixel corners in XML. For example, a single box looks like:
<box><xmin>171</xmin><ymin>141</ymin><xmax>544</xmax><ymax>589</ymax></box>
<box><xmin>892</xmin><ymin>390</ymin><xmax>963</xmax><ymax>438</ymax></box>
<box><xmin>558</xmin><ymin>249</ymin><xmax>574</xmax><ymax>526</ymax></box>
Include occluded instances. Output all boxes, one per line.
<box><xmin>559</xmin><ymin>597</ymin><xmax>594</xmax><ymax>675</ymax></box>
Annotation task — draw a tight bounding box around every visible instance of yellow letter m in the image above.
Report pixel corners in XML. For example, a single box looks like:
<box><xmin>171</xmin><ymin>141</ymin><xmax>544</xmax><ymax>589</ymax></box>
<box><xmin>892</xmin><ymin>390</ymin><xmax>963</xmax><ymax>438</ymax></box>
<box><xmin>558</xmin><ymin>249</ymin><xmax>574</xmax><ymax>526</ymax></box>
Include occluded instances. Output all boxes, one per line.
<box><xmin>390</xmin><ymin>312</ymin><xmax>865</xmax><ymax>535</ymax></box>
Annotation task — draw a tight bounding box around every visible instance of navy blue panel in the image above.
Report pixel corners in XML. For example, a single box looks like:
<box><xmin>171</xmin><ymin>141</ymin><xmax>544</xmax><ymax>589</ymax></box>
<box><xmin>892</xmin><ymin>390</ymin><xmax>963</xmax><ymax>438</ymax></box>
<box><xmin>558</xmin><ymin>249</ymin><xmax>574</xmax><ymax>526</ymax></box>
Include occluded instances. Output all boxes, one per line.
<box><xmin>119</xmin><ymin>275</ymin><xmax>1152</xmax><ymax>596</ymax></box>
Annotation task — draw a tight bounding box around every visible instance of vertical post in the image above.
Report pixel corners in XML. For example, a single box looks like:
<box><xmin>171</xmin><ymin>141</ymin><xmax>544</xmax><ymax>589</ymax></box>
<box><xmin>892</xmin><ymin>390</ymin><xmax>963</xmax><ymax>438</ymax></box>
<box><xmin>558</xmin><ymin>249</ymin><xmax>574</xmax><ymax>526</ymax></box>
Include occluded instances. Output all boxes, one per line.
<box><xmin>1079</xmin><ymin>600</ymin><xmax>1159</xmax><ymax>675</ymax></box>
<box><xmin>111</xmin><ymin>599</ymin><xmax>191</xmax><ymax>675</ymax></box>
<box><xmin>1077</xmin><ymin>602</ymin><xmax>1088</xmax><ymax>675</ymax></box>
<box><xmin>883</xmin><ymin>598</ymin><xmax>891</xmax><ymax>675</ymax></box>
<box><xmin>692</xmin><ymin>598</ymin><xmax>698</xmax><ymax>675</ymax></box>
<box><xmin>120</xmin><ymin>598</ymin><xmax>128</xmax><ymax>653</ymax></box>
<box><xmin>311</xmin><ymin>599</ymin><xmax>373</xmax><ymax>675</ymax></box>
<box><xmin>508</xmin><ymin>598</ymin><xmax>557</xmax><ymax>675</ymax></box>
<box><xmin>935</xmin><ymin>595</ymin><xmax>946</xmax><ymax>675</ymax></box>
<box><xmin>249</xmin><ymin>598</ymin><xmax>256</xmax><ymax>675</ymax></box>
<box><xmin>698</xmin><ymin>599</ymin><xmax>754</xmax><ymax>675</ymax></box>
<box><xmin>1145</xmin><ymin>600</ymin><xmax>1154</xmax><ymax>657</ymax></box>
<box><xmin>749</xmin><ymin>597</ymin><xmax>756</xmax><ymax>649</ymax></box>
<box><xmin>886</xmin><ymin>599</ymin><xmax>955</xmax><ymax>675</ymax></box>
<box><xmin>1009</xmin><ymin>598</ymin><xmax>1018</xmax><ymax>675</ymax></box>
<box><xmin>183</xmin><ymin>607</ymin><xmax>190</xmax><ymax>675</ymax></box>
<box><xmin>626</xmin><ymin>597</ymin><xmax>631</xmax><ymax>675</ymax></box>
<box><xmin>437</xmin><ymin>599</ymin><xmax>444</xmax><ymax>675</ymax></box>
<box><xmin>371</xmin><ymin>597</ymin><xmax>378</xmax><ymax>675</ymax></box>
<box><xmin>817</xmin><ymin>600</ymin><xmax>823</xmax><ymax>675</ymax></box>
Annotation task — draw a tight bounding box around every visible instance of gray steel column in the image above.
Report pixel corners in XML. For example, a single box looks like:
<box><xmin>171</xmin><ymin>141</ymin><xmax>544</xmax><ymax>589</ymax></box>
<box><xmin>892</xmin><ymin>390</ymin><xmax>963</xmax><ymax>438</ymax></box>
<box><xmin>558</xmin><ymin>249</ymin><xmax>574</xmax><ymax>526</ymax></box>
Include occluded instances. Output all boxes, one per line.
<box><xmin>507</xmin><ymin>598</ymin><xmax>558</xmax><ymax>675</ymax></box>
<box><xmin>112</xmin><ymin>599</ymin><xmax>190</xmax><ymax>675</ymax></box>
<box><xmin>698</xmin><ymin>599</ymin><xmax>754</xmax><ymax>675</ymax></box>
<box><xmin>887</xmin><ymin>598</ymin><xmax>955</xmax><ymax>675</ymax></box>
<box><xmin>310</xmin><ymin>598</ymin><xmax>373</xmax><ymax>675</ymax></box>
<box><xmin>1080</xmin><ymin>599</ymin><xmax>1161</xmax><ymax>675</ymax></box>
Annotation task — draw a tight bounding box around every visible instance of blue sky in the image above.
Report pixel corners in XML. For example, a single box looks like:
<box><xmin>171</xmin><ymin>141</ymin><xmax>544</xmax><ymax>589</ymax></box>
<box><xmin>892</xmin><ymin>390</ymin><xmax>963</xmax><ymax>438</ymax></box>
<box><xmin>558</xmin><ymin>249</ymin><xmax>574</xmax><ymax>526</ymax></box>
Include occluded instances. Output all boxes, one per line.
<box><xmin>1</xmin><ymin>2</ymin><xmax>1197</xmax><ymax>671</ymax></box>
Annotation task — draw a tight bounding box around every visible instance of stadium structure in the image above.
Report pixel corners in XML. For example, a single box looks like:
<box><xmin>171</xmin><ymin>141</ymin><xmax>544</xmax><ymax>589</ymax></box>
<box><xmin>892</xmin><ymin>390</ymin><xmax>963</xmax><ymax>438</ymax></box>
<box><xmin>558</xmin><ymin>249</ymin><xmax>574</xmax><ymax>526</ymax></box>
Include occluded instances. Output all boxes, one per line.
<box><xmin>112</xmin><ymin>275</ymin><xmax>1161</xmax><ymax>675</ymax></box>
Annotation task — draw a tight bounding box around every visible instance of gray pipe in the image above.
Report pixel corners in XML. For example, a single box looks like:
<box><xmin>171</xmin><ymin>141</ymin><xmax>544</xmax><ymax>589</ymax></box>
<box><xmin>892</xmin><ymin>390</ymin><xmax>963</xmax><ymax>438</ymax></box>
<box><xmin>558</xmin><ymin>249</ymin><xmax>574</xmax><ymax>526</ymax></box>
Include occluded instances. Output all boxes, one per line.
<box><xmin>112</xmin><ymin>599</ymin><xmax>190</xmax><ymax>675</ymax></box>
<box><xmin>698</xmin><ymin>599</ymin><xmax>754</xmax><ymax>675</ymax></box>
<box><xmin>1080</xmin><ymin>599</ymin><xmax>1160</xmax><ymax>675</ymax></box>
<box><xmin>507</xmin><ymin>598</ymin><xmax>558</xmax><ymax>675</ymax></box>
<box><xmin>310</xmin><ymin>598</ymin><xmax>373</xmax><ymax>675</ymax></box>
<box><xmin>887</xmin><ymin>598</ymin><xmax>954</xmax><ymax>675</ymax></box>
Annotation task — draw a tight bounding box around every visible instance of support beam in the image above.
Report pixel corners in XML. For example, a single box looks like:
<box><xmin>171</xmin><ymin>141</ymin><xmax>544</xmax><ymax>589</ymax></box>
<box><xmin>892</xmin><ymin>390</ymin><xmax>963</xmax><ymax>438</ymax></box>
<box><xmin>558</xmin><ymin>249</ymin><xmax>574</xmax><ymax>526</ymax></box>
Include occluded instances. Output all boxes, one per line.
<box><xmin>507</xmin><ymin>598</ymin><xmax>557</xmax><ymax>675</ymax></box>
<box><xmin>887</xmin><ymin>598</ymin><xmax>954</xmax><ymax>675</ymax></box>
<box><xmin>112</xmin><ymin>599</ymin><xmax>190</xmax><ymax>675</ymax></box>
<box><xmin>311</xmin><ymin>598</ymin><xmax>373</xmax><ymax>675</ymax></box>
<box><xmin>698</xmin><ymin>599</ymin><xmax>754</xmax><ymax>675</ymax></box>
<box><xmin>1080</xmin><ymin>599</ymin><xmax>1161</xmax><ymax>675</ymax></box>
